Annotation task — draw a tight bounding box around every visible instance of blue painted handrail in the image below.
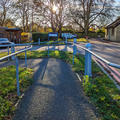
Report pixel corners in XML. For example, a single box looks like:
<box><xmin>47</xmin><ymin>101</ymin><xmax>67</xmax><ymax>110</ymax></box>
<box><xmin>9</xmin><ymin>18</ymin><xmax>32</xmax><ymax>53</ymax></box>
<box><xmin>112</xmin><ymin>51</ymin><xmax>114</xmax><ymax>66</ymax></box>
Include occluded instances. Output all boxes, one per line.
<box><xmin>1</xmin><ymin>39</ymin><xmax>120</xmax><ymax>96</ymax></box>
<box><xmin>0</xmin><ymin>46</ymin><xmax>32</xmax><ymax>61</ymax></box>
<box><xmin>75</xmin><ymin>44</ymin><xmax>120</xmax><ymax>69</ymax></box>
<box><xmin>0</xmin><ymin>45</ymin><xmax>32</xmax><ymax>96</ymax></box>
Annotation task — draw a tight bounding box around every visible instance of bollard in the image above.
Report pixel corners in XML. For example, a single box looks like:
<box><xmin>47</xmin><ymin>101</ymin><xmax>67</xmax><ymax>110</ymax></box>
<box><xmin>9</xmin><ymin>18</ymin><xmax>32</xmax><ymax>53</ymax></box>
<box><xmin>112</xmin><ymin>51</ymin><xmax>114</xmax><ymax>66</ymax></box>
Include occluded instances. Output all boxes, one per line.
<box><xmin>25</xmin><ymin>49</ymin><xmax>27</xmax><ymax>68</ymax></box>
<box><xmin>11</xmin><ymin>43</ymin><xmax>15</xmax><ymax>60</ymax></box>
<box><xmin>38</xmin><ymin>38</ymin><xmax>40</xmax><ymax>45</ymax></box>
<box><xmin>85</xmin><ymin>43</ymin><xmax>92</xmax><ymax>77</ymax></box>
<box><xmin>73</xmin><ymin>37</ymin><xmax>77</xmax><ymax>64</ymax></box>
<box><xmin>16</xmin><ymin>56</ymin><xmax>20</xmax><ymax>96</ymax></box>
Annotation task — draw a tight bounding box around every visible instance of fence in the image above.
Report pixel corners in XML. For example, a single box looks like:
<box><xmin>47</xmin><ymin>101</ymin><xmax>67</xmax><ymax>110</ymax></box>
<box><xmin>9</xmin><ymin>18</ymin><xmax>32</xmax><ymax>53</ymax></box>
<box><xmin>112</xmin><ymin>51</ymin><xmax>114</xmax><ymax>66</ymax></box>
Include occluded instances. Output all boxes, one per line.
<box><xmin>0</xmin><ymin>35</ymin><xmax>120</xmax><ymax>96</ymax></box>
<box><xmin>0</xmin><ymin>40</ymin><xmax>69</xmax><ymax>96</ymax></box>
<box><xmin>62</xmin><ymin>33</ymin><xmax>77</xmax><ymax>44</ymax></box>
<box><xmin>72</xmin><ymin>39</ymin><xmax>120</xmax><ymax>77</ymax></box>
<box><xmin>0</xmin><ymin>45</ymin><xmax>32</xmax><ymax>96</ymax></box>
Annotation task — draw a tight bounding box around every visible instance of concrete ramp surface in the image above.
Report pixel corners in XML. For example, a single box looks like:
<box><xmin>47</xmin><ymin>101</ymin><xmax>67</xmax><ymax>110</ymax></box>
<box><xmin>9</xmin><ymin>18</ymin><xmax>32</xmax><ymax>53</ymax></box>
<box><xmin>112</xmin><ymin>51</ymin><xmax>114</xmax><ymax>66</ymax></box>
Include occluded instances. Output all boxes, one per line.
<box><xmin>13</xmin><ymin>58</ymin><xmax>98</xmax><ymax>120</ymax></box>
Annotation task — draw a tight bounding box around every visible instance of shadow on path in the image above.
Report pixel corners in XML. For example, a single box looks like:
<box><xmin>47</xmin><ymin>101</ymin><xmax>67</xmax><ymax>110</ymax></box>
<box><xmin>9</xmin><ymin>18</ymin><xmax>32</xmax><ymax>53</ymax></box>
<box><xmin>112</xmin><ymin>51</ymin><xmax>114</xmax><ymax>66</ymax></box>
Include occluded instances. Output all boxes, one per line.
<box><xmin>12</xmin><ymin>58</ymin><xmax>98</xmax><ymax>120</ymax></box>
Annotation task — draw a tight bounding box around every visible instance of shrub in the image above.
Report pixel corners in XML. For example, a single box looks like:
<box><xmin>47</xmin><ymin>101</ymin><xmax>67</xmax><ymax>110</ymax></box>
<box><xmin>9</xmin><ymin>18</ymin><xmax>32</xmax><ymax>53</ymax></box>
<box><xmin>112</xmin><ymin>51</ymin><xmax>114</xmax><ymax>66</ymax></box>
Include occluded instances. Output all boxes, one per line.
<box><xmin>97</xmin><ymin>30</ymin><xmax>105</xmax><ymax>38</ymax></box>
<box><xmin>32</xmin><ymin>32</ymin><xmax>58</xmax><ymax>42</ymax></box>
<box><xmin>32</xmin><ymin>32</ymin><xmax>48</xmax><ymax>42</ymax></box>
<box><xmin>21</xmin><ymin>32</ymin><xmax>32</xmax><ymax>43</ymax></box>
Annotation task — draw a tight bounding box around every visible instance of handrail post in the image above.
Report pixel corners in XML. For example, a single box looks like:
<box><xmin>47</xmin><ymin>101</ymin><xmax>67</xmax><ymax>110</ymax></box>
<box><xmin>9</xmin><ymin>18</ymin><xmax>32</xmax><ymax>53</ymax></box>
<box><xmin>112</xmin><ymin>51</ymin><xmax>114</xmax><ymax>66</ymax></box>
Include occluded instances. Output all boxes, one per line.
<box><xmin>16</xmin><ymin>56</ymin><xmax>20</xmax><ymax>96</ymax></box>
<box><xmin>65</xmin><ymin>36</ymin><xmax>67</xmax><ymax>44</ymax></box>
<box><xmin>25</xmin><ymin>48</ymin><xmax>27</xmax><ymax>68</ymax></box>
<box><xmin>48</xmin><ymin>35</ymin><xmax>50</xmax><ymax>57</ymax></box>
<box><xmin>85</xmin><ymin>43</ymin><xmax>92</xmax><ymax>77</ymax></box>
<box><xmin>8</xmin><ymin>46</ymin><xmax>9</xmax><ymax>61</ymax></box>
<box><xmin>11</xmin><ymin>43</ymin><xmax>15</xmax><ymax>60</ymax></box>
<box><xmin>73</xmin><ymin>37</ymin><xmax>77</xmax><ymax>64</ymax></box>
<box><xmin>38</xmin><ymin>38</ymin><xmax>40</xmax><ymax>45</ymax></box>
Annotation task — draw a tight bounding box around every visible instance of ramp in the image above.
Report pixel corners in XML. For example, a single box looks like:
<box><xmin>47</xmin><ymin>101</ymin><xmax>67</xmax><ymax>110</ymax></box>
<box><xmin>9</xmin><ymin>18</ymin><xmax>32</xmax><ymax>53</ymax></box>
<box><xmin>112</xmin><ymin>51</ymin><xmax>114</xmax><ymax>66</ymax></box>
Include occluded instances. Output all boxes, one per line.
<box><xmin>13</xmin><ymin>58</ymin><xmax>98</xmax><ymax>120</ymax></box>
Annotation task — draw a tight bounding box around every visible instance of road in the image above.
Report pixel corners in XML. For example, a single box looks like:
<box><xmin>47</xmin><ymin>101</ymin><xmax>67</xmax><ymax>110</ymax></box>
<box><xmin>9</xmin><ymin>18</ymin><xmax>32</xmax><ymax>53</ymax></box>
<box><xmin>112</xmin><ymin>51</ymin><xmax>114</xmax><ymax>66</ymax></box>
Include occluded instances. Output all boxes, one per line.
<box><xmin>87</xmin><ymin>39</ymin><xmax>120</xmax><ymax>65</ymax></box>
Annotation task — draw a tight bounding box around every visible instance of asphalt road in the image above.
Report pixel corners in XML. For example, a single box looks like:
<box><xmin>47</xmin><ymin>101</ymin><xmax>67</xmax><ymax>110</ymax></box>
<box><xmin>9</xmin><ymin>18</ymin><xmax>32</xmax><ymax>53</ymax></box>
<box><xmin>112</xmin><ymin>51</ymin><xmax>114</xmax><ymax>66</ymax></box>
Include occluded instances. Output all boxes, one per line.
<box><xmin>85</xmin><ymin>39</ymin><xmax>120</xmax><ymax>65</ymax></box>
<box><xmin>13</xmin><ymin>58</ymin><xmax>98</xmax><ymax>120</ymax></box>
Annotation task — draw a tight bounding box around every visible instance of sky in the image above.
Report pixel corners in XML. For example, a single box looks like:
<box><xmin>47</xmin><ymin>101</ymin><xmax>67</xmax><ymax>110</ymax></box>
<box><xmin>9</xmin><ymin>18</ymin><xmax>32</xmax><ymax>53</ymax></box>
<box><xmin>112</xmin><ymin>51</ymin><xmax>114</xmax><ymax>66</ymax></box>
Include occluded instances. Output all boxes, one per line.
<box><xmin>115</xmin><ymin>0</ymin><xmax>120</xmax><ymax>5</ymax></box>
<box><xmin>14</xmin><ymin>0</ymin><xmax>120</xmax><ymax>27</ymax></box>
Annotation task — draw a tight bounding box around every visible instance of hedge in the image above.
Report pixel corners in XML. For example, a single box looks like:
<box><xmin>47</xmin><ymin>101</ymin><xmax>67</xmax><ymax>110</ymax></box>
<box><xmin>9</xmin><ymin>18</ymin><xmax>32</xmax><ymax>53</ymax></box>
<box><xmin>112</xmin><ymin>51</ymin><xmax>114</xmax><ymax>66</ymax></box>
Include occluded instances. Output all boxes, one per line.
<box><xmin>32</xmin><ymin>32</ymin><xmax>58</xmax><ymax>42</ymax></box>
<box><xmin>75</xmin><ymin>32</ymin><xmax>105</xmax><ymax>38</ymax></box>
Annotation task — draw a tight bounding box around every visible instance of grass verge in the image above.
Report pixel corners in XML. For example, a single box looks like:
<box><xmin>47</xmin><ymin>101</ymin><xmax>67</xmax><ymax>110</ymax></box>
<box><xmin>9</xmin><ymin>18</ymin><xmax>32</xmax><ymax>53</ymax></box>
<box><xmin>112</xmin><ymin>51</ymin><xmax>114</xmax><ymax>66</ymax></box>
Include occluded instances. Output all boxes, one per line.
<box><xmin>67</xmin><ymin>38</ymin><xmax>88</xmax><ymax>42</ymax></box>
<box><xmin>0</xmin><ymin>52</ymin><xmax>8</xmax><ymax>58</ymax></box>
<box><xmin>0</xmin><ymin>66</ymin><xmax>33</xmax><ymax>120</ymax></box>
<box><xmin>18</xmin><ymin>50</ymin><xmax>120</xmax><ymax>120</ymax></box>
<box><xmin>33</xmin><ymin>40</ymin><xmax>66</xmax><ymax>46</ymax></box>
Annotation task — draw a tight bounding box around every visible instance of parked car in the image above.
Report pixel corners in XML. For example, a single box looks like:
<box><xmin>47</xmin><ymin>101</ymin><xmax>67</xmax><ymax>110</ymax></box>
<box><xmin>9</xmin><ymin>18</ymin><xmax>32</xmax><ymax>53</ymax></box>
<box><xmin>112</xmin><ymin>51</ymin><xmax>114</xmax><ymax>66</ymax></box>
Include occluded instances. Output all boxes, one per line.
<box><xmin>0</xmin><ymin>38</ymin><xmax>14</xmax><ymax>48</ymax></box>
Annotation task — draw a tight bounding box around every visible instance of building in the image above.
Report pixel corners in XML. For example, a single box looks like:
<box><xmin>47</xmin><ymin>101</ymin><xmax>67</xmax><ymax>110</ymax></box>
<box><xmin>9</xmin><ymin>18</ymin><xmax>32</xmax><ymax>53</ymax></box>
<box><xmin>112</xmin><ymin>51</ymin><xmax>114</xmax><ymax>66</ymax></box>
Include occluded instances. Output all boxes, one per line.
<box><xmin>0</xmin><ymin>27</ymin><xmax>8</xmax><ymax>38</ymax></box>
<box><xmin>0</xmin><ymin>27</ymin><xmax>22</xmax><ymax>43</ymax></box>
<box><xmin>105</xmin><ymin>17</ymin><xmax>120</xmax><ymax>42</ymax></box>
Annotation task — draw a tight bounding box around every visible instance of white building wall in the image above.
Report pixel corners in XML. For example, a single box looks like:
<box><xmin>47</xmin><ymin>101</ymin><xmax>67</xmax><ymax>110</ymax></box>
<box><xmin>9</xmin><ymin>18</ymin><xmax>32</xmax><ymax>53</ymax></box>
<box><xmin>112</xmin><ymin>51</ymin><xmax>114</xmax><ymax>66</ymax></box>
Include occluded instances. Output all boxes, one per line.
<box><xmin>115</xmin><ymin>25</ymin><xmax>120</xmax><ymax>42</ymax></box>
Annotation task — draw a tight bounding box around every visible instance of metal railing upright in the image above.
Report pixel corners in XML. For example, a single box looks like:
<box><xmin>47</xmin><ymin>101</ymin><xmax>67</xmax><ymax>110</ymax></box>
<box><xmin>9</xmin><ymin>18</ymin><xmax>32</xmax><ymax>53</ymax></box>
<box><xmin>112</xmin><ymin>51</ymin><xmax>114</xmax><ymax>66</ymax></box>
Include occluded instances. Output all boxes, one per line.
<box><xmin>0</xmin><ymin>45</ymin><xmax>32</xmax><ymax>96</ymax></box>
<box><xmin>1</xmin><ymin>35</ymin><xmax>120</xmax><ymax>96</ymax></box>
<box><xmin>72</xmin><ymin>39</ymin><xmax>120</xmax><ymax>77</ymax></box>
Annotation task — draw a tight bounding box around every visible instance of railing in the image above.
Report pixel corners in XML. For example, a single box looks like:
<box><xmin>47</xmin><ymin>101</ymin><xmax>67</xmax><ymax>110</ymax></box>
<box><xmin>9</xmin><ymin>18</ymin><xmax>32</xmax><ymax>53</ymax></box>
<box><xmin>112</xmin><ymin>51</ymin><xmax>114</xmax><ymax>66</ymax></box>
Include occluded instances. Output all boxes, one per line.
<box><xmin>0</xmin><ymin>40</ymin><xmax>68</xmax><ymax>96</ymax></box>
<box><xmin>72</xmin><ymin>39</ymin><xmax>120</xmax><ymax>77</ymax></box>
<box><xmin>0</xmin><ymin>45</ymin><xmax>32</xmax><ymax>96</ymax></box>
<box><xmin>1</xmin><ymin>36</ymin><xmax>120</xmax><ymax>96</ymax></box>
<box><xmin>75</xmin><ymin>44</ymin><xmax>120</xmax><ymax>69</ymax></box>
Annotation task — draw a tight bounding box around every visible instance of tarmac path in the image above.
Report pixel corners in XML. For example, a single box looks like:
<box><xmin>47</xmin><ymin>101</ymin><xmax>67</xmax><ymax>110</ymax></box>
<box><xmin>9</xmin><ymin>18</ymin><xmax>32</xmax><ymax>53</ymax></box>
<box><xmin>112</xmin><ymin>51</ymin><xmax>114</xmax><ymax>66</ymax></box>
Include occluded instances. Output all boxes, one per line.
<box><xmin>12</xmin><ymin>58</ymin><xmax>99</xmax><ymax>120</ymax></box>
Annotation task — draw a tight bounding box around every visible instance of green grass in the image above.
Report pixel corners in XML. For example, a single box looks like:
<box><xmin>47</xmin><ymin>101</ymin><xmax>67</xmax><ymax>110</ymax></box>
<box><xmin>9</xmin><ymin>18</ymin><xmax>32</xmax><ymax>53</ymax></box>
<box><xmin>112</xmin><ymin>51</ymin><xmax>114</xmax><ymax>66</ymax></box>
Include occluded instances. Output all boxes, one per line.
<box><xmin>0</xmin><ymin>66</ymin><xmax>33</xmax><ymax>120</ymax></box>
<box><xmin>18</xmin><ymin>50</ymin><xmax>120</xmax><ymax>120</ymax></box>
<box><xmin>0</xmin><ymin>50</ymin><xmax>120</xmax><ymax>120</ymax></box>
<box><xmin>32</xmin><ymin>39</ymin><xmax>66</xmax><ymax>46</ymax></box>
<box><xmin>0</xmin><ymin>52</ymin><xmax>8</xmax><ymax>58</ymax></box>
<box><xmin>33</xmin><ymin>38</ymin><xmax>88</xmax><ymax>45</ymax></box>
<box><xmin>83</xmin><ymin>75</ymin><xmax>120</xmax><ymax>120</ymax></box>
<box><xmin>67</xmin><ymin>38</ymin><xmax>88</xmax><ymax>42</ymax></box>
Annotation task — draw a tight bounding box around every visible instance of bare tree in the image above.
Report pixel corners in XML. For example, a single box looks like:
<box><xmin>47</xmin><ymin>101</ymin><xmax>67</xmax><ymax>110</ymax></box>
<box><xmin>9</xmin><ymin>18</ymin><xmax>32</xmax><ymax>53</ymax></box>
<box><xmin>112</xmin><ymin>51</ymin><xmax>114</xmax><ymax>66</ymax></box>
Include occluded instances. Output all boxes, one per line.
<box><xmin>0</xmin><ymin>0</ymin><xmax>12</xmax><ymax>26</ymax></box>
<box><xmin>69</xmin><ymin>0</ymin><xmax>115</xmax><ymax>35</ymax></box>
<box><xmin>33</xmin><ymin>0</ymin><xmax>68</xmax><ymax>35</ymax></box>
<box><xmin>12</xmin><ymin>0</ymin><xmax>31</xmax><ymax>32</ymax></box>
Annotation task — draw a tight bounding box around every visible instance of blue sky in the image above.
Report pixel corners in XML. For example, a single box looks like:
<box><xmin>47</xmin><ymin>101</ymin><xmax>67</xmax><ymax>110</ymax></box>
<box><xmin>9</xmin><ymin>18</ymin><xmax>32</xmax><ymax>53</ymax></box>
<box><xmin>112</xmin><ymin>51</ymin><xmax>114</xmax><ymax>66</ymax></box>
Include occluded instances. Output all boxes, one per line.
<box><xmin>115</xmin><ymin>0</ymin><xmax>120</xmax><ymax>5</ymax></box>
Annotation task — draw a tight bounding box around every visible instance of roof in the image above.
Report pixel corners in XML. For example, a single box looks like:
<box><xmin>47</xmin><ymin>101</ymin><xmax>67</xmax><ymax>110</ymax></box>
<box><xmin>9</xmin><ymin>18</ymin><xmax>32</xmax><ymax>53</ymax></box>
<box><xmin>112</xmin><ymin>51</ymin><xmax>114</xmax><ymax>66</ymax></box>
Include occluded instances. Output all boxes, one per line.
<box><xmin>106</xmin><ymin>17</ymin><xmax>120</xmax><ymax>29</ymax></box>
<box><xmin>5</xmin><ymin>28</ymin><xmax>22</xmax><ymax>31</ymax></box>
<box><xmin>0</xmin><ymin>27</ymin><xmax>22</xmax><ymax>31</ymax></box>
<box><xmin>0</xmin><ymin>27</ymin><xmax>8</xmax><ymax>29</ymax></box>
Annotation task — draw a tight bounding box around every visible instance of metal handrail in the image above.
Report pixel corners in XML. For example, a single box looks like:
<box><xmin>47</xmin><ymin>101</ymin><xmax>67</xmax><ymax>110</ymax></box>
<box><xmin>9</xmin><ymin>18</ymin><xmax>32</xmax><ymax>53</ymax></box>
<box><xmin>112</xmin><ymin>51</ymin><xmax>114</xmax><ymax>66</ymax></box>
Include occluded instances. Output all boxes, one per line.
<box><xmin>0</xmin><ymin>41</ymin><xmax>66</xmax><ymax>47</ymax></box>
<box><xmin>0</xmin><ymin>45</ymin><xmax>32</xmax><ymax>96</ymax></box>
<box><xmin>0</xmin><ymin>46</ymin><xmax>32</xmax><ymax>61</ymax></box>
<box><xmin>75</xmin><ymin>44</ymin><xmax>120</xmax><ymax>69</ymax></box>
<box><xmin>1</xmin><ymin>41</ymin><xmax>120</xmax><ymax>96</ymax></box>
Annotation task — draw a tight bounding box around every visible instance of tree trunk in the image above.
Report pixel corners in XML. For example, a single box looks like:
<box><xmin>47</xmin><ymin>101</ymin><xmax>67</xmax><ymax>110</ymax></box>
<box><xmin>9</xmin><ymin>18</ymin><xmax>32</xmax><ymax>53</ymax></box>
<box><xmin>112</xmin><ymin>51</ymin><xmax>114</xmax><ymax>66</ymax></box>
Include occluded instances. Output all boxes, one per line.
<box><xmin>84</xmin><ymin>20</ymin><xmax>89</xmax><ymax>35</ymax></box>
<box><xmin>22</xmin><ymin>15</ymin><xmax>25</xmax><ymax>32</ymax></box>
<box><xmin>58</xmin><ymin>24</ymin><xmax>62</xmax><ymax>37</ymax></box>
